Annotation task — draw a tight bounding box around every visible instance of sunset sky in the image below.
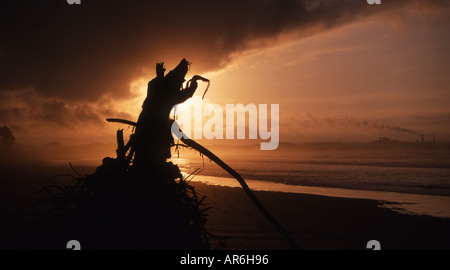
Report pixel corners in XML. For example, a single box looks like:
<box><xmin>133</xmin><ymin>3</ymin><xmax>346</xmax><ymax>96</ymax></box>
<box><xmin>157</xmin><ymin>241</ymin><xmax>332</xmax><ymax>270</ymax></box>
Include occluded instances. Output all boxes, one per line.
<box><xmin>1</xmin><ymin>0</ymin><xmax>449</xmax><ymax>145</ymax></box>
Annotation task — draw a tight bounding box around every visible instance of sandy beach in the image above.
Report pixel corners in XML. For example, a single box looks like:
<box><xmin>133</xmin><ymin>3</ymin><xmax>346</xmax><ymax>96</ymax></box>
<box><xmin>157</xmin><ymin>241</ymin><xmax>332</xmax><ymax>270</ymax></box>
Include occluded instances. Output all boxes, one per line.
<box><xmin>192</xmin><ymin>182</ymin><xmax>450</xmax><ymax>250</ymax></box>
<box><xmin>0</xmin><ymin>163</ymin><xmax>449</xmax><ymax>250</ymax></box>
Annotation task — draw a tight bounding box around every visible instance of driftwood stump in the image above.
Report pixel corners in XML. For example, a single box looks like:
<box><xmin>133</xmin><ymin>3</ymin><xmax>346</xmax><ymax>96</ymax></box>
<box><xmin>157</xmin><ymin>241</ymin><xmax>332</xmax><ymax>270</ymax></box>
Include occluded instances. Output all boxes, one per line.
<box><xmin>132</xmin><ymin>59</ymin><xmax>198</xmax><ymax>173</ymax></box>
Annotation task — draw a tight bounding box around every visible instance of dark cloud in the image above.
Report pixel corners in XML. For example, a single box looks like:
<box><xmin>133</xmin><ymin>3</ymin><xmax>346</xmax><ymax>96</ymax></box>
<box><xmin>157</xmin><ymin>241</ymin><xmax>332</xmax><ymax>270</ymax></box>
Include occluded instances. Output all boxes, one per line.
<box><xmin>0</xmin><ymin>0</ymin><xmax>424</xmax><ymax>102</ymax></box>
<box><xmin>1</xmin><ymin>0</ymin><xmax>446</xmax><ymax>144</ymax></box>
<box><xmin>0</xmin><ymin>89</ymin><xmax>126</xmax><ymax>134</ymax></box>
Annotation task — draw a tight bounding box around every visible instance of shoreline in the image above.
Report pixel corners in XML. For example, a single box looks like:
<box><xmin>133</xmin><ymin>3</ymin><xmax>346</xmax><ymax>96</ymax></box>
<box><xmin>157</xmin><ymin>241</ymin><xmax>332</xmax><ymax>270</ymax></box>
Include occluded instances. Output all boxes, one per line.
<box><xmin>188</xmin><ymin>174</ymin><xmax>450</xmax><ymax>219</ymax></box>
<box><xmin>191</xmin><ymin>182</ymin><xmax>450</xmax><ymax>250</ymax></box>
<box><xmin>0</xmin><ymin>163</ymin><xmax>449</xmax><ymax>250</ymax></box>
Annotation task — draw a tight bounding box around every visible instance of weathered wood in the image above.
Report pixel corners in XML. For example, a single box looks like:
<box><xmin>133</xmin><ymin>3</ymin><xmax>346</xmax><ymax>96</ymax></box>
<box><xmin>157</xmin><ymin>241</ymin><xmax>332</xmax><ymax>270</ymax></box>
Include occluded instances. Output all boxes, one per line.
<box><xmin>116</xmin><ymin>129</ymin><xmax>126</xmax><ymax>160</ymax></box>
<box><xmin>106</xmin><ymin>117</ymin><xmax>300</xmax><ymax>249</ymax></box>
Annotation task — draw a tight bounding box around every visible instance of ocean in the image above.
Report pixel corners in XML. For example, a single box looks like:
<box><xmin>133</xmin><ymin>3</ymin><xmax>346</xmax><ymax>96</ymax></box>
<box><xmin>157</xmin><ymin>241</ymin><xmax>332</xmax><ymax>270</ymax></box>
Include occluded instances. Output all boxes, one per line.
<box><xmin>170</xmin><ymin>148</ymin><xmax>450</xmax><ymax>218</ymax></box>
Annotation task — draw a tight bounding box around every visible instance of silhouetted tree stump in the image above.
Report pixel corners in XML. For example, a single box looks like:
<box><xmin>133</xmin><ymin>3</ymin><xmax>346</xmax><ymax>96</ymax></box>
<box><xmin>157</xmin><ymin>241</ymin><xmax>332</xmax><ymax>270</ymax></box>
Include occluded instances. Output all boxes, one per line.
<box><xmin>132</xmin><ymin>59</ymin><xmax>199</xmax><ymax>173</ymax></box>
<box><xmin>38</xmin><ymin>60</ymin><xmax>213</xmax><ymax>250</ymax></box>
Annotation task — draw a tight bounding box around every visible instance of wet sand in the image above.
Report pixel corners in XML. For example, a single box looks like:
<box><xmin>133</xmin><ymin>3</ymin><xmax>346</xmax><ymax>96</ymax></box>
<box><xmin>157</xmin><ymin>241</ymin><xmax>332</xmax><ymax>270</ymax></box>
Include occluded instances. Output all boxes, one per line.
<box><xmin>193</xmin><ymin>182</ymin><xmax>450</xmax><ymax>250</ymax></box>
<box><xmin>0</xmin><ymin>163</ymin><xmax>449</xmax><ymax>250</ymax></box>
